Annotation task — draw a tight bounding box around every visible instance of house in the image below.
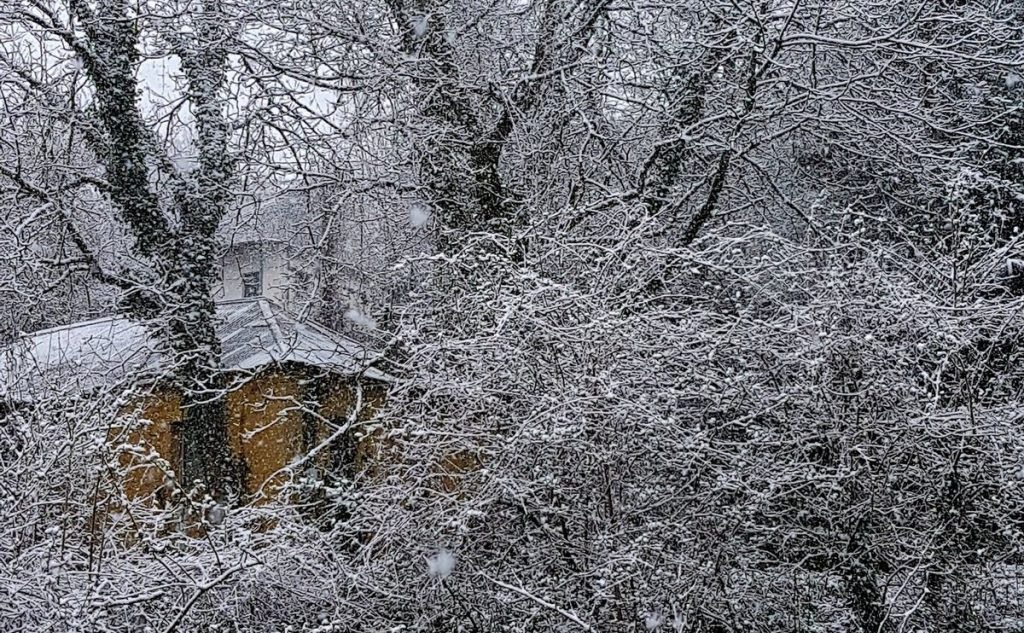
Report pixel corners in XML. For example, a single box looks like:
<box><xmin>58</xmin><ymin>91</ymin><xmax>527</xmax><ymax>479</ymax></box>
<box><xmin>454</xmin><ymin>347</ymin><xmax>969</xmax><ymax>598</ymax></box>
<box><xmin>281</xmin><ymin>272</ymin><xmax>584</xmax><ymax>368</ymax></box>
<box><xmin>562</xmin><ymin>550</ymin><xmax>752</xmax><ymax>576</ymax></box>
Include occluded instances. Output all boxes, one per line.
<box><xmin>216</xmin><ymin>189</ymin><xmax>317</xmax><ymax>313</ymax></box>
<box><xmin>0</xmin><ymin>296</ymin><xmax>390</xmax><ymax>507</ymax></box>
<box><xmin>215</xmin><ymin>239</ymin><xmax>311</xmax><ymax>311</ymax></box>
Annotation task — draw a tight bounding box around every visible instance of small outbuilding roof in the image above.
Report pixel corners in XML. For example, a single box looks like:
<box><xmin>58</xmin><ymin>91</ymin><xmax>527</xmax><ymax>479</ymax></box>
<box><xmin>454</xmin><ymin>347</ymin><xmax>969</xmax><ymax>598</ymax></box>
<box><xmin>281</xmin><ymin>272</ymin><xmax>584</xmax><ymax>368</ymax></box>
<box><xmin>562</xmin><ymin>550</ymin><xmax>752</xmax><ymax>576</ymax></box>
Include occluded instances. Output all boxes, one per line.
<box><xmin>0</xmin><ymin>297</ymin><xmax>389</xmax><ymax>402</ymax></box>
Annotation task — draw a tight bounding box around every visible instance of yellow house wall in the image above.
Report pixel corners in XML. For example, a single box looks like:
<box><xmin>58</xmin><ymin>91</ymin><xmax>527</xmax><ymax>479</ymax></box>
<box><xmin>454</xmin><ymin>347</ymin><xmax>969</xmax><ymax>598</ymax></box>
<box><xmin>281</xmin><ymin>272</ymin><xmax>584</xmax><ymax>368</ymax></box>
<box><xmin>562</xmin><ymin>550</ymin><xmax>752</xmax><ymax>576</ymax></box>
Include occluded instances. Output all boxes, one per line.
<box><xmin>320</xmin><ymin>380</ymin><xmax>388</xmax><ymax>474</ymax></box>
<box><xmin>109</xmin><ymin>371</ymin><xmax>484</xmax><ymax>528</ymax></box>
<box><xmin>112</xmin><ymin>387</ymin><xmax>182</xmax><ymax>504</ymax></box>
<box><xmin>225</xmin><ymin>371</ymin><xmax>304</xmax><ymax>499</ymax></box>
<box><xmin>115</xmin><ymin>369</ymin><xmax>388</xmax><ymax>505</ymax></box>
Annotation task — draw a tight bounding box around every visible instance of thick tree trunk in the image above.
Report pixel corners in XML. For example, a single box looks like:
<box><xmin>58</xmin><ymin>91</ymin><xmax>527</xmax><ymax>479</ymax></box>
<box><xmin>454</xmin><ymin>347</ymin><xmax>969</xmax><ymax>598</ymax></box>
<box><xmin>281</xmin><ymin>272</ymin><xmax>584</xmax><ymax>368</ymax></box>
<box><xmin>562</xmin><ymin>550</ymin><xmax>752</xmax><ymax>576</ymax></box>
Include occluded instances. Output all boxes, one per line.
<box><xmin>64</xmin><ymin>0</ymin><xmax>240</xmax><ymax>505</ymax></box>
<box><xmin>391</xmin><ymin>0</ymin><xmax>611</xmax><ymax>262</ymax></box>
<box><xmin>178</xmin><ymin>374</ymin><xmax>238</xmax><ymax>502</ymax></box>
<box><xmin>166</xmin><ymin>255</ymin><xmax>239</xmax><ymax>501</ymax></box>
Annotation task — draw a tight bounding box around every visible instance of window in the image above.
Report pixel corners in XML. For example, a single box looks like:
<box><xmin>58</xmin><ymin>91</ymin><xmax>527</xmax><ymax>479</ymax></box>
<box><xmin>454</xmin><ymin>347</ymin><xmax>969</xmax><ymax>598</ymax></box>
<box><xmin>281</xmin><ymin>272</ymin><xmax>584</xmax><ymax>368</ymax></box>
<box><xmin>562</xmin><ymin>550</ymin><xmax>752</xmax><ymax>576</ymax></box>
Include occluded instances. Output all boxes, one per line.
<box><xmin>241</xmin><ymin>271</ymin><xmax>262</xmax><ymax>297</ymax></box>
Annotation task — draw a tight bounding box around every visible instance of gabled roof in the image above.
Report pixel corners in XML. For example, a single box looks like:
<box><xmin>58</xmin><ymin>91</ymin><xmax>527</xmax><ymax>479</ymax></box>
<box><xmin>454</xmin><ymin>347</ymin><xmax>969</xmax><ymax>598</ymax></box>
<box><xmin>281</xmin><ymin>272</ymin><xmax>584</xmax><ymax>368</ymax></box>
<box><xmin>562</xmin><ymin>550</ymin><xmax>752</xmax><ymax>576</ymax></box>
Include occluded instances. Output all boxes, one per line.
<box><xmin>0</xmin><ymin>298</ymin><xmax>389</xmax><ymax>402</ymax></box>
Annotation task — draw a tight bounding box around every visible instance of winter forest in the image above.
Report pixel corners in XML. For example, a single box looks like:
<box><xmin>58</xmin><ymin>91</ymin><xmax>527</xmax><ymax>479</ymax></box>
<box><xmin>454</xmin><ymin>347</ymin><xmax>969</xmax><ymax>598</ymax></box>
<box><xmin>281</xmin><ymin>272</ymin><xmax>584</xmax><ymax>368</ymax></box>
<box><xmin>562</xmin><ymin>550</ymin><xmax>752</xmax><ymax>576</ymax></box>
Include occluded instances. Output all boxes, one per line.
<box><xmin>5</xmin><ymin>0</ymin><xmax>1024</xmax><ymax>631</ymax></box>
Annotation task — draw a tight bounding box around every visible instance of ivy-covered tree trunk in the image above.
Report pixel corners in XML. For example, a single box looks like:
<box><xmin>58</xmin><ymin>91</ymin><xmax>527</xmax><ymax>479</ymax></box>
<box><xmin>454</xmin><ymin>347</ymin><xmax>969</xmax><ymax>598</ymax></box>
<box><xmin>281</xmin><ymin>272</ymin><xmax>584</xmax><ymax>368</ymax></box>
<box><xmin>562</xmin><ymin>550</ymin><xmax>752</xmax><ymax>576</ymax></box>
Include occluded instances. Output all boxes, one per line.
<box><xmin>168</xmin><ymin>0</ymin><xmax>240</xmax><ymax>501</ymax></box>
<box><xmin>165</xmin><ymin>256</ymin><xmax>238</xmax><ymax>502</ymax></box>
<box><xmin>65</xmin><ymin>0</ymin><xmax>240</xmax><ymax>502</ymax></box>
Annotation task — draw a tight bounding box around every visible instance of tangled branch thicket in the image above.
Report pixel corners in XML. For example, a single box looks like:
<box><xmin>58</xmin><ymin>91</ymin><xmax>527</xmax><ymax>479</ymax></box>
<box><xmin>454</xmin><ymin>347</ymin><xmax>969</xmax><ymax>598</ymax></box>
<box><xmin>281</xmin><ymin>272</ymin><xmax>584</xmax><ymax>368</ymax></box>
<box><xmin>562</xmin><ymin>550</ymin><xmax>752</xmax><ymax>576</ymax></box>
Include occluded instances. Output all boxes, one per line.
<box><xmin>5</xmin><ymin>0</ymin><xmax>1024</xmax><ymax>631</ymax></box>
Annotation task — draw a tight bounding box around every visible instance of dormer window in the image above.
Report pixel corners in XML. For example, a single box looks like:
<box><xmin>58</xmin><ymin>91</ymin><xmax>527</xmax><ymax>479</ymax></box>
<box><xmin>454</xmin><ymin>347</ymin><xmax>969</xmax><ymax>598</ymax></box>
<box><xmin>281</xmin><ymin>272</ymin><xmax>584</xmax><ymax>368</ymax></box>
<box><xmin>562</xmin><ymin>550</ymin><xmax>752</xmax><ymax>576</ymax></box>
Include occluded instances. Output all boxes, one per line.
<box><xmin>214</xmin><ymin>239</ymin><xmax>301</xmax><ymax>305</ymax></box>
<box><xmin>241</xmin><ymin>271</ymin><xmax>262</xmax><ymax>298</ymax></box>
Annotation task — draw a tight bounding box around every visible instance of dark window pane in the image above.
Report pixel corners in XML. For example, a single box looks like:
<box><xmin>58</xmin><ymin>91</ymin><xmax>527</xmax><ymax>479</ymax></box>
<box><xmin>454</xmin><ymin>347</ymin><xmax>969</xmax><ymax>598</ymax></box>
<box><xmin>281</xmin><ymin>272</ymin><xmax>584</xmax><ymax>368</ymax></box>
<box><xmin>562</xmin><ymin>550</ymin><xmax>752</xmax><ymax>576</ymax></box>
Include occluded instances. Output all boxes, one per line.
<box><xmin>242</xmin><ymin>271</ymin><xmax>262</xmax><ymax>297</ymax></box>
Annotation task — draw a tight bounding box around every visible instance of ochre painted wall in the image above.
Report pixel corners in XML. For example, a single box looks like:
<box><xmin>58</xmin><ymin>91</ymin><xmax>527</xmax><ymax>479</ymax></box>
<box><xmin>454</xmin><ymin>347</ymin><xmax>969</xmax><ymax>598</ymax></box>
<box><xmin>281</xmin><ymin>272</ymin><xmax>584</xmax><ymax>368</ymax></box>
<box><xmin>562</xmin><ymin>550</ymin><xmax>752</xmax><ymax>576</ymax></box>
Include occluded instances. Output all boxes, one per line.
<box><xmin>225</xmin><ymin>371</ymin><xmax>304</xmax><ymax>499</ymax></box>
<box><xmin>111</xmin><ymin>387</ymin><xmax>182</xmax><ymax>505</ymax></box>
<box><xmin>113</xmin><ymin>368</ymin><xmax>387</xmax><ymax>506</ymax></box>
<box><xmin>320</xmin><ymin>380</ymin><xmax>388</xmax><ymax>475</ymax></box>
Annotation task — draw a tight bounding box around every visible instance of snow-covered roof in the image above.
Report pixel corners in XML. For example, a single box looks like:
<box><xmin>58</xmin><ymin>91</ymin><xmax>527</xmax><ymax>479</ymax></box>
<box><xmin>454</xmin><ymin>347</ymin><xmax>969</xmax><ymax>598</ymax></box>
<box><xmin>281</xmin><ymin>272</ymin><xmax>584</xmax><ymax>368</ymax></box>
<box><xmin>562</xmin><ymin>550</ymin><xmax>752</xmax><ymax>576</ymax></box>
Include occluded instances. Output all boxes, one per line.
<box><xmin>0</xmin><ymin>298</ymin><xmax>390</xmax><ymax>402</ymax></box>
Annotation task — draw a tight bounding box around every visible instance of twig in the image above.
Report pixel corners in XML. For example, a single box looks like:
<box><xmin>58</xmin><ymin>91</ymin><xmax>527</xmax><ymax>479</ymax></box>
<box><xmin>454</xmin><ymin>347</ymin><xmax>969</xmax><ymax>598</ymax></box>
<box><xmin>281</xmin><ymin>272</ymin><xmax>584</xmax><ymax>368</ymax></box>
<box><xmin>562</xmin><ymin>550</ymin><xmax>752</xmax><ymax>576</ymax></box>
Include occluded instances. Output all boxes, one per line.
<box><xmin>161</xmin><ymin>560</ymin><xmax>259</xmax><ymax>633</ymax></box>
<box><xmin>481</xmin><ymin>573</ymin><xmax>593</xmax><ymax>632</ymax></box>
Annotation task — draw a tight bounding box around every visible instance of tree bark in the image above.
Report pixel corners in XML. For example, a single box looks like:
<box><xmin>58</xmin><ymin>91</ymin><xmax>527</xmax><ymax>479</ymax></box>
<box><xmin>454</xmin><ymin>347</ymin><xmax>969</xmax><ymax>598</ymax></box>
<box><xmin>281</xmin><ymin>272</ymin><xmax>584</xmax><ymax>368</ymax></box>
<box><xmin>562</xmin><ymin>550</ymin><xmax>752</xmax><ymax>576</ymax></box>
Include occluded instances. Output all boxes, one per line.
<box><xmin>66</xmin><ymin>0</ymin><xmax>240</xmax><ymax>501</ymax></box>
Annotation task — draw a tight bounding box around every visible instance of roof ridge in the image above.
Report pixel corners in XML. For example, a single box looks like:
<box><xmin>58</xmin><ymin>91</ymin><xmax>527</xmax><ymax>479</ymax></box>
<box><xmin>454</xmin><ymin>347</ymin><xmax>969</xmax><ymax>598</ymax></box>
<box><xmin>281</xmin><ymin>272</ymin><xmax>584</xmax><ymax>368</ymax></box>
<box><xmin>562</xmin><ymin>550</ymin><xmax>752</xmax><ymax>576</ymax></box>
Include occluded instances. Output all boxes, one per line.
<box><xmin>215</xmin><ymin>297</ymin><xmax>265</xmax><ymax>307</ymax></box>
<box><xmin>256</xmin><ymin>298</ymin><xmax>287</xmax><ymax>351</ymax></box>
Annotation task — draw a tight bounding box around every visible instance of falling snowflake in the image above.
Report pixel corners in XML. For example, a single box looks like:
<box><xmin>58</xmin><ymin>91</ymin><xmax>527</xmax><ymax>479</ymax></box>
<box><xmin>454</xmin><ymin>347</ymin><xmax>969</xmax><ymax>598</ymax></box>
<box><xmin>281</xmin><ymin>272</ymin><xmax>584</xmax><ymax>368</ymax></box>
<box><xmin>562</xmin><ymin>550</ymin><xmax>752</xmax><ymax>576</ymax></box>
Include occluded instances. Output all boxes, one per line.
<box><xmin>409</xmin><ymin>202</ymin><xmax>431</xmax><ymax>228</ymax></box>
<box><xmin>426</xmin><ymin>549</ymin><xmax>456</xmax><ymax>580</ymax></box>
<box><xmin>207</xmin><ymin>503</ymin><xmax>226</xmax><ymax>525</ymax></box>
<box><xmin>344</xmin><ymin>308</ymin><xmax>377</xmax><ymax>330</ymax></box>
<box><xmin>411</xmin><ymin>15</ymin><xmax>429</xmax><ymax>38</ymax></box>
